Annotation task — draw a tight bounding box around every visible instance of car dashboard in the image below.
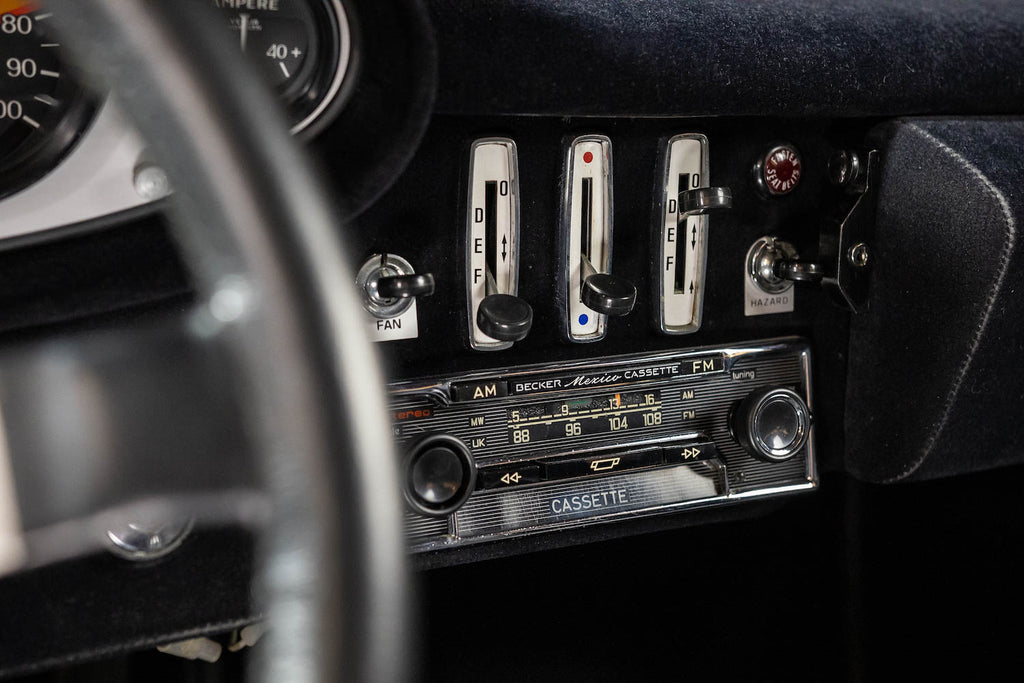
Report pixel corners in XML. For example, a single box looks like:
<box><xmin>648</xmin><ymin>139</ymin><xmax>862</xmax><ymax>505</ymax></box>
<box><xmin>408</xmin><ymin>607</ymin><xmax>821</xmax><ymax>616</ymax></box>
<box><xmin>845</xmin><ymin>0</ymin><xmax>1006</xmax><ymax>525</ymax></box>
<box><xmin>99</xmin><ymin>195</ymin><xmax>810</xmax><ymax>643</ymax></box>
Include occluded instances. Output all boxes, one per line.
<box><xmin>1</xmin><ymin>1</ymin><xmax>1024</xmax><ymax>681</ymax></box>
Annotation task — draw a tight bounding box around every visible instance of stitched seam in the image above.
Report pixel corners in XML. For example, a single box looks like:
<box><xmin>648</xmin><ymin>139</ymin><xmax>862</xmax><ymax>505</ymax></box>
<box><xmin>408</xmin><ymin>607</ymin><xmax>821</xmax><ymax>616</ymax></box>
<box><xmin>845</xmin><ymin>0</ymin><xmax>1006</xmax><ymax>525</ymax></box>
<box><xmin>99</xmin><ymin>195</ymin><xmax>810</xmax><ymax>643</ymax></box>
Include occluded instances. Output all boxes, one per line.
<box><xmin>883</xmin><ymin>123</ymin><xmax>1017</xmax><ymax>482</ymax></box>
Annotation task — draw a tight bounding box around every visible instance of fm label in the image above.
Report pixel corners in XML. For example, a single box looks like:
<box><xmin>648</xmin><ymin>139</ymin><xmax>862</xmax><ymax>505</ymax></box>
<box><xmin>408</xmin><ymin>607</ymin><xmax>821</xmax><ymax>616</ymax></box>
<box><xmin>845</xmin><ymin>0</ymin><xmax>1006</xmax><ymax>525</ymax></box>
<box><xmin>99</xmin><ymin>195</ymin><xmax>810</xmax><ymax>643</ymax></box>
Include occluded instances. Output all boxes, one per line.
<box><xmin>680</xmin><ymin>356</ymin><xmax>724</xmax><ymax>376</ymax></box>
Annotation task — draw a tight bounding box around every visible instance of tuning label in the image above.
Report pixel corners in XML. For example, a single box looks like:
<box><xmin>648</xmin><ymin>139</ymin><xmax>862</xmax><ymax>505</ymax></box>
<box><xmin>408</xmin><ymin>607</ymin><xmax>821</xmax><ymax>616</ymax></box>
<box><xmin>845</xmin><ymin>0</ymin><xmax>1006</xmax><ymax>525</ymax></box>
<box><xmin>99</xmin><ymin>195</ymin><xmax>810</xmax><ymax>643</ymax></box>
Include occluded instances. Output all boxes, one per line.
<box><xmin>657</xmin><ymin>134</ymin><xmax>710</xmax><ymax>334</ymax></box>
<box><xmin>466</xmin><ymin>139</ymin><xmax>521</xmax><ymax>350</ymax></box>
<box><xmin>560</xmin><ymin>135</ymin><xmax>614</xmax><ymax>342</ymax></box>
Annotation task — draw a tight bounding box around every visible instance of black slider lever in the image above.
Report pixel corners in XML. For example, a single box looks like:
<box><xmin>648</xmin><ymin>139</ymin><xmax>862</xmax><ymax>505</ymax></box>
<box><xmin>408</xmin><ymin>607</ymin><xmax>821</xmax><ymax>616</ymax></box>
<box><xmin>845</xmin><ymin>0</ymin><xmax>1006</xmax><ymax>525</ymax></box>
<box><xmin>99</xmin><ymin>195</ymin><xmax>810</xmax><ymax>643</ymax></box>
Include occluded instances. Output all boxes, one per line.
<box><xmin>580</xmin><ymin>253</ymin><xmax>636</xmax><ymax>316</ymax></box>
<box><xmin>477</xmin><ymin>267</ymin><xmax>533</xmax><ymax>342</ymax></box>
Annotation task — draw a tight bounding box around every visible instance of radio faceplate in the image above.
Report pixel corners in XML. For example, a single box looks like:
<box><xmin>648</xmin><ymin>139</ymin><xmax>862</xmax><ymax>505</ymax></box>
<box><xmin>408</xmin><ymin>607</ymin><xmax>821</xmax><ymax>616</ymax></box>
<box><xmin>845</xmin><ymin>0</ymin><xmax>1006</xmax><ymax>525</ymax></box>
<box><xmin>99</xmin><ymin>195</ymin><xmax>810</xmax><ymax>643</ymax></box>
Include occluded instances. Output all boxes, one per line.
<box><xmin>391</xmin><ymin>338</ymin><xmax>816</xmax><ymax>552</ymax></box>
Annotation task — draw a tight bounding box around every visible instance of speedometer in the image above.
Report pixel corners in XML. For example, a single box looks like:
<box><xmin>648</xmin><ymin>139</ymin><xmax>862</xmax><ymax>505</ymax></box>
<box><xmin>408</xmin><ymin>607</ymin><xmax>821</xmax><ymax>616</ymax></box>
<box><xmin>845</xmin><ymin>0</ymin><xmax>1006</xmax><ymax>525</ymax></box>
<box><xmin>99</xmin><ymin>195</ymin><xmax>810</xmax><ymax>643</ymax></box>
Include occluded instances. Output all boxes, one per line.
<box><xmin>0</xmin><ymin>0</ymin><xmax>354</xmax><ymax>201</ymax></box>
<box><xmin>0</xmin><ymin>0</ymin><xmax>93</xmax><ymax>200</ymax></box>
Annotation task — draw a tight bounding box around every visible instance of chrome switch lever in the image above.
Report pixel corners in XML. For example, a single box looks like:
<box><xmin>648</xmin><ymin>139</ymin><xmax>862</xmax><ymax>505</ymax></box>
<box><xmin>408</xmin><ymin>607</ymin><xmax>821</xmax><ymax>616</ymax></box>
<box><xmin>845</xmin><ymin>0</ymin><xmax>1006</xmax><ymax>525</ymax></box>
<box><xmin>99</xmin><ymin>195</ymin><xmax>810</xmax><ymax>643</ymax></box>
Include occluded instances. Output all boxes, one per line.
<box><xmin>748</xmin><ymin>236</ymin><xmax>824</xmax><ymax>295</ymax></box>
<box><xmin>357</xmin><ymin>253</ymin><xmax>434</xmax><ymax>319</ymax></box>
<box><xmin>679</xmin><ymin>186</ymin><xmax>733</xmax><ymax>216</ymax></box>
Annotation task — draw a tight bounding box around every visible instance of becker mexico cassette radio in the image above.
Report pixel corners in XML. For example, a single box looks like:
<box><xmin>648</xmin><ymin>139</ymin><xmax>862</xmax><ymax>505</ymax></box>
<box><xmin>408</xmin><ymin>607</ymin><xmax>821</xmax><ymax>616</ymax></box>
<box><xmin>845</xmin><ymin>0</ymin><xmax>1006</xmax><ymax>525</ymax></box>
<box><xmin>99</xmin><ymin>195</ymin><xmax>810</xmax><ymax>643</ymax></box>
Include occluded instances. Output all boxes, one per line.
<box><xmin>389</xmin><ymin>338</ymin><xmax>817</xmax><ymax>552</ymax></box>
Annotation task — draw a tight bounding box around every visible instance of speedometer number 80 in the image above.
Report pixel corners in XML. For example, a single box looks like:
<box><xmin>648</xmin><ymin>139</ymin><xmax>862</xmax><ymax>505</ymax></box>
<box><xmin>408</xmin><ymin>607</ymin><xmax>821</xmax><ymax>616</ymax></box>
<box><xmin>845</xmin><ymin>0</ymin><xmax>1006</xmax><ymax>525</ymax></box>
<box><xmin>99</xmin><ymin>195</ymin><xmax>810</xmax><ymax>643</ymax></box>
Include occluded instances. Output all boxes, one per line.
<box><xmin>1</xmin><ymin>14</ymin><xmax>33</xmax><ymax>35</ymax></box>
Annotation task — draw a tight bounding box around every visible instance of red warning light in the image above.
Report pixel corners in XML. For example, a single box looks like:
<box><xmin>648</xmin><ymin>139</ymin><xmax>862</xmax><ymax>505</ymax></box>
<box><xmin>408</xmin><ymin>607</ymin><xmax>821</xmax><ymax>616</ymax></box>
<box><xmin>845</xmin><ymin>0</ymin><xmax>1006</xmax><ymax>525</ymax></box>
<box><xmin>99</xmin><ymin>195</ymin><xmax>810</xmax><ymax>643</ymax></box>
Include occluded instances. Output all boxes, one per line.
<box><xmin>583</xmin><ymin>151</ymin><xmax>594</xmax><ymax>164</ymax></box>
<box><xmin>761</xmin><ymin>145</ymin><xmax>802</xmax><ymax>195</ymax></box>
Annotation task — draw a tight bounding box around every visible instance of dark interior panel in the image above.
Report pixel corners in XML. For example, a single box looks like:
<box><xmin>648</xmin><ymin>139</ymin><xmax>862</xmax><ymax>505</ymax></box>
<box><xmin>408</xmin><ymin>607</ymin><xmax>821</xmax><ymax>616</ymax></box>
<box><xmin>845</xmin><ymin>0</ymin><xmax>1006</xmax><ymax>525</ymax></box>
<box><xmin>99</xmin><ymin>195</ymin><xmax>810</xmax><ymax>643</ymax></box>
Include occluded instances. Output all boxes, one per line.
<box><xmin>2</xmin><ymin>0</ymin><xmax>1024</xmax><ymax>680</ymax></box>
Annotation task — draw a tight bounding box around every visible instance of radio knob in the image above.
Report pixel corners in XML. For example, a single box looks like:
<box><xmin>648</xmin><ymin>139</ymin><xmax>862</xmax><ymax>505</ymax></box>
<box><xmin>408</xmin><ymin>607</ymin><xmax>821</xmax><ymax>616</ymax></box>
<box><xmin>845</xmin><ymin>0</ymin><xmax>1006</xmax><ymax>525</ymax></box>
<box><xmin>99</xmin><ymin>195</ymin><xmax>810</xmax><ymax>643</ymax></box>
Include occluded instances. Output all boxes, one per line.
<box><xmin>402</xmin><ymin>435</ymin><xmax>477</xmax><ymax>517</ymax></box>
<box><xmin>731</xmin><ymin>387</ymin><xmax>811</xmax><ymax>462</ymax></box>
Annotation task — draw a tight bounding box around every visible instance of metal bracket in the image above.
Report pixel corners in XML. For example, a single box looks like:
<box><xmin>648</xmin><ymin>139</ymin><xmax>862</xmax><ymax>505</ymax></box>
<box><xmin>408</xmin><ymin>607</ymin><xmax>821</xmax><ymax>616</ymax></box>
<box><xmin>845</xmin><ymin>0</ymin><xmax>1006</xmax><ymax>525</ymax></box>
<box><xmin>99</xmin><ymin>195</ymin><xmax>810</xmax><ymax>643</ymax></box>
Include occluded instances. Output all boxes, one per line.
<box><xmin>819</xmin><ymin>149</ymin><xmax>879</xmax><ymax>312</ymax></box>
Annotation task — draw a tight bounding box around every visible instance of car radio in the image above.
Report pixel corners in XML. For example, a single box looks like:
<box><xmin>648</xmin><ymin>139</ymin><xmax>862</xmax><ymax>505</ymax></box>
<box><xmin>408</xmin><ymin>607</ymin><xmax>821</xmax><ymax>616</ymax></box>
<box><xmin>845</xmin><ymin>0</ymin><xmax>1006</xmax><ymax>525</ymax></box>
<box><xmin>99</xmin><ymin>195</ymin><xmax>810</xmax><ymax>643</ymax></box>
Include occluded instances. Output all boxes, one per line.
<box><xmin>390</xmin><ymin>338</ymin><xmax>816</xmax><ymax>552</ymax></box>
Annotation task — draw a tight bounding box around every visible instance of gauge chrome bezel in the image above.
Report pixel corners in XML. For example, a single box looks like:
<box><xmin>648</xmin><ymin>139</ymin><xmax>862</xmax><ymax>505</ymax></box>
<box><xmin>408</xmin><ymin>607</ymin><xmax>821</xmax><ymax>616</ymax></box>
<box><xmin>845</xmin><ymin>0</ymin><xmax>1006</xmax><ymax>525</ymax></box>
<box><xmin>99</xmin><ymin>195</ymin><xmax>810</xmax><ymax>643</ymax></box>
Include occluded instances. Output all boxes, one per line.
<box><xmin>290</xmin><ymin>0</ymin><xmax>355</xmax><ymax>136</ymax></box>
<box><xmin>0</xmin><ymin>6</ymin><xmax>98</xmax><ymax>201</ymax></box>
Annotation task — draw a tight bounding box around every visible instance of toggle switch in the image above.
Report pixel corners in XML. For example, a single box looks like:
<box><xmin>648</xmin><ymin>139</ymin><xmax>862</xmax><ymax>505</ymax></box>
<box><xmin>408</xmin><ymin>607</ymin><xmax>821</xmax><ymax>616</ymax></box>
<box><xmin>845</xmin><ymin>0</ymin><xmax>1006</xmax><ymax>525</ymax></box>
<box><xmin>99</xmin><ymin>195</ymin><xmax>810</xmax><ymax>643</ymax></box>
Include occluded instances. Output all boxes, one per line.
<box><xmin>559</xmin><ymin>135</ymin><xmax>635</xmax><ymax>343</ymax></box>
<box><xmin>466</xmin><ymin>138</ymin><xmax>532</xmax><ymax>350</ymax></box>
<box><xmin>747</xmin><ymin>236</ymin><xmax>824</xmax><ymax>295</ymax></box>
<box><xmin>655</xmin><ymin>134</ymin><xmax>733</xmax><ymax>334</ymax></box>
<box><xmin>356</xmin><ymin>253</ymin><xmax>432</xmax><ymax>341</ymax></box>
<box><xmin>357</xmin><ymin>253</ymin><xmax>433</xmax><ymax>319</ymax></box>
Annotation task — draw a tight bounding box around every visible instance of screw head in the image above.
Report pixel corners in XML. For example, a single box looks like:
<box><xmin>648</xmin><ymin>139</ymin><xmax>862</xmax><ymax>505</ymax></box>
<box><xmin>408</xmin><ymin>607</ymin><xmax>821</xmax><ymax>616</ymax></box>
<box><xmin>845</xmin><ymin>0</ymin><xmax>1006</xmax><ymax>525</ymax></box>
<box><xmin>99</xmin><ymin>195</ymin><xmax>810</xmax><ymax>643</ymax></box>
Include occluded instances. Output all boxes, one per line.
<box><xmin>106</xmin><ymin>515</ymin><xmax>193</xmax><ymax>561</ymax></box>
<box><xmin>133</xmin><ymin>164</ymin><xmax>172</xmax><ymax>200</ymax></box>
<box><xmin>848</xmin><ymin>243</ymin><xmax>871</xmax><ymax>268</ymax></box>
<box><xmin>828</xmin><ymin>150</ymin><xmax>862</xmax><ymax>188</ymax></box>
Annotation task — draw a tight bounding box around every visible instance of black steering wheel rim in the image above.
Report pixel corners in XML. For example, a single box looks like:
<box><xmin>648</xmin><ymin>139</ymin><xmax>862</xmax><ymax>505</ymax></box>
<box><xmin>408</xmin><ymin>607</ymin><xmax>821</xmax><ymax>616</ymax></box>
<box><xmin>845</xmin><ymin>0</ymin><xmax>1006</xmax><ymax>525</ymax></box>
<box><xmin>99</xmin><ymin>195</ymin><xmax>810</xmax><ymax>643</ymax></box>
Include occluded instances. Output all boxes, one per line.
<box><xmin>41</xmin><ymin>1</ymin><xmax>412</xmax><ymax>681</ymax></box>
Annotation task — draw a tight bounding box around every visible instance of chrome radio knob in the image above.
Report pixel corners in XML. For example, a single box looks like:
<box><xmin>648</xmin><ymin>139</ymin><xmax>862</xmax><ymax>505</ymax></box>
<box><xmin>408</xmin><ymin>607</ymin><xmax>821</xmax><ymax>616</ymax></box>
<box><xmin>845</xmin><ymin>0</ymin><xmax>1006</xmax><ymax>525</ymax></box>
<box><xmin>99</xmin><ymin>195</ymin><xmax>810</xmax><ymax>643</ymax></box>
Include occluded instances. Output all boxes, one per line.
<box><xmin>402</xmin><ymin>434</ymin><xmax>477</xmax><ymax>517</ymax></box>
<box><xmin>731</xmin><ymin>387</ymin><xmax>811</xmax><ymax>463</ymax></box>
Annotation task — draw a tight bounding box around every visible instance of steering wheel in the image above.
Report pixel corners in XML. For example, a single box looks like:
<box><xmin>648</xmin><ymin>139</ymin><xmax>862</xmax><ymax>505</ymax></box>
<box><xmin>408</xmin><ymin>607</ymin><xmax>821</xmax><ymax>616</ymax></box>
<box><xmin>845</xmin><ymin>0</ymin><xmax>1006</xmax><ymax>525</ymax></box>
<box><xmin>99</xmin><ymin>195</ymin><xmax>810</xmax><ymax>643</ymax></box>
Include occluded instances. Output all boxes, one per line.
<box><xmin>0</xmin><ymin>1</ymin><xmax>411</xmax><ymax>681</ymax></box>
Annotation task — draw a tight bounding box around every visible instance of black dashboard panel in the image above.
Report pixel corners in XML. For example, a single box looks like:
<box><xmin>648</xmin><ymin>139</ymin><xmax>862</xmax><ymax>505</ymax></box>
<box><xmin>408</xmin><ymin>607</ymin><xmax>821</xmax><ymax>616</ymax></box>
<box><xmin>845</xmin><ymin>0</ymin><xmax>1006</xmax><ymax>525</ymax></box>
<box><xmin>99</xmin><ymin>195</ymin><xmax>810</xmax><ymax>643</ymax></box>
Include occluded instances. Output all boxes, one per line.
<box><xmin>3</xmin><ymin>0</ymin><xmax>1024</xmax><ymax>680</ymax></box>
<box><xmin>426</xmin><ymin>0</ymin><xmax>1024</xmax><ymax>118</ymax></box>
<box><xmin>354</xmin><ymin>116</ymin><xmax>865</xmax><ymax>479</ymax></box>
